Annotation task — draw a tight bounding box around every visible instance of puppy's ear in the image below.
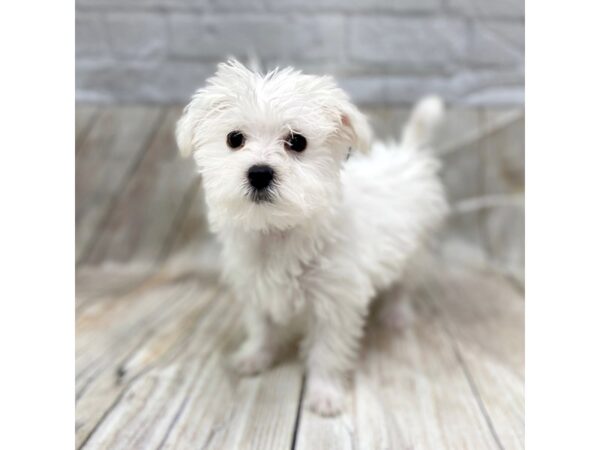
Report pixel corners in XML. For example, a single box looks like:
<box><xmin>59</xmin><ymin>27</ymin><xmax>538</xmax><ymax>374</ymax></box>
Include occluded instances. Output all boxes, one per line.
<box><xmin>338</xmin><ymin>102</ymin><xmax>372</xmax><ymax>154</ymax></box>
<box><xmin>324</xmin><ymin>82</ymin><xmax>372</xmax><ymax>154</ymax></box>
<box><xmin>177</xmin><ymin>86</ymin><xmax>223</xmax><ymax>158</ymax></box>
<box><xmin>175</xmin><ymin>102</ymin><xmax>197</xmax><ymax>158</ymax></box>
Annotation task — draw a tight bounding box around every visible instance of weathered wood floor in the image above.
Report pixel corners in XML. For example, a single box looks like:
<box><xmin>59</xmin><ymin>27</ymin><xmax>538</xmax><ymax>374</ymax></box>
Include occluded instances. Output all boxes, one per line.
<box><xmin>76</xmin><ymin>105</ymin><xmax>524</xmax><ymax>450</ymax></box>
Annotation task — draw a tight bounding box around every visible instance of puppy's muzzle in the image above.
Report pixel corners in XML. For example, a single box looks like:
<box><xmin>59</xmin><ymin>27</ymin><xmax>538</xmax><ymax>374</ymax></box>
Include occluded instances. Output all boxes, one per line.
<box><xmin>248</xmin><ymin>165</ymin><xmax>274</xmax><ymax>191</ymax></box>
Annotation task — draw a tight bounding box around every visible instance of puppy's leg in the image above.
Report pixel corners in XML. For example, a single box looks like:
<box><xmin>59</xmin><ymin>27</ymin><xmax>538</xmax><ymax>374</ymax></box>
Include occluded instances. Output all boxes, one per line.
<box><xmin>231</xmin><ymin>308</ymin><xmax>280</xmax><ymax>376</ymax></box>
<box><xmin>302</xmin><ymin>293</ymin><xmax>368</xmax><ymax>417</ymax></box>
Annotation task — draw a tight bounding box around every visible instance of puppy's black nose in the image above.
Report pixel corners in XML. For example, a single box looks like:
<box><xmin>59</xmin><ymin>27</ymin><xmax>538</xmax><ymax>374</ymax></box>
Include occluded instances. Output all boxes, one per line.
<box><xmin>248</xmin><ymin>165</ymin><xmax>274</xmax><ymax>190</ymax></box>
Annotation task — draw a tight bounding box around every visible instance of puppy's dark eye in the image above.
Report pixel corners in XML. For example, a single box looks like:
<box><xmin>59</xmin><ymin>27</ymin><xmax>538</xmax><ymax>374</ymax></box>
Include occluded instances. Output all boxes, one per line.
<box><xmin>284</xmin><ymin>133</ymin><xmax>307</xmax><ymax>152</ymax></box>
<box><xmin>227</xmin><ymin>131</ymin><xmax>245</xmax><ymax>149</ymax></box>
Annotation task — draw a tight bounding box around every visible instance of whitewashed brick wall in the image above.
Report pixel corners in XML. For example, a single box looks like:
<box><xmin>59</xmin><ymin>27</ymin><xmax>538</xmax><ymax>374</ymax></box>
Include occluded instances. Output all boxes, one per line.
<box><xmin>76</xmin><ymin>0</ymin><xmax>524</xmax><ymax>105</ymax></box>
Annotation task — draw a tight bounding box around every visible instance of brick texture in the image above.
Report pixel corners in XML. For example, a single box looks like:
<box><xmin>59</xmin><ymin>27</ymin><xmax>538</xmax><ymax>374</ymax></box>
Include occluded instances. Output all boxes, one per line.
<box><xmin>76</xmin><ymin>0</ymin><xmax>524</xmax><ymax>105</ymax></box>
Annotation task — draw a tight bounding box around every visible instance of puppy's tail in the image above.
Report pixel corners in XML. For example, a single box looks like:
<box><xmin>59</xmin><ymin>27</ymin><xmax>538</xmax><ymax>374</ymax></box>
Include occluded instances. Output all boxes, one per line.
<box><xmin>401</xmin><ymin>96</ymin><xmax>445</xmax><ymax>149</ymax></box>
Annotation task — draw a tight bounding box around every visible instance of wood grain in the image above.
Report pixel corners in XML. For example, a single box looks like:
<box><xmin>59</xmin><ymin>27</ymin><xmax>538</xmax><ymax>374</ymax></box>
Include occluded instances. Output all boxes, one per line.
<box><xmin>76</xmin><ymin>106</ymin><xmax>164</xmax><ymax>264</ymax></box>
<box><xmin>75</xmin><ymin>105</ymin><xmax>524</xmax><ymax>450</ymax></box>
<box><xmin>76</xmin><ymin>105</ymin><xmax>99</xmax><ymax>148</ymax></box>
<box><xmin>426</xmin><ymin>267</ymin><xmax>525</xmax><ymax>449</ymax></box>
<box><xmin>78</xmin><ymin>271</ymin><xmax>304</xmax><ymax>450</ymax></box>
<box><xmin>161</xmin><ymin>180</ymin><xmax>219</xmax><ymax>274</ymax></box>
<box><xmin>438</xmin><ymin>109</ymin><xmax>491</xmax><ymax>266</ymax></box>
<box><xmin>76</xmin><ymin>272</ymin><xmax>220</xmax><ymax>448</ymax></box>
<box><xmin>295</xmin><ymin>279</ymin><xmax>503</xmax><ymax>450</ymax></box>
<box><xmin>480</xmin><ymin>109</ymin><xmax>525</xmax><ymax>284</ymax></box>
<box><xmin>85</xmin><ymin>107</ymin><xmax>197</xmax><ymax>266</ymax></box>
<box><xmin>76</xmin><ymin>265</ymin><xmax>153</xmax><ymax>317</ymax></box>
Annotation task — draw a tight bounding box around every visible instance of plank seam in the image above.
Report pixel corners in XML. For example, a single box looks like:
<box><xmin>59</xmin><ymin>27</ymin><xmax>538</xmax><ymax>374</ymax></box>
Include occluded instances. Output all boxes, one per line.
<box><xmin>76</xmin><ymin>270</ymin><xmax>156</xmax><ymax>318</ymax></box>
<box><xmin>476</xmin><ymin>109</ymin><xmax>495</xmax><ymax>262</ymax></box>
<box><xmin>451</xmin><ymin>344</ymin><xmax>506</xmax><ymax>450</ymax></box>
<box><xmin>155</xmin><ymin>393</ymin><xmax>191</xmax><ymax>450</ymax></box>
<box><xmin>437</xmin><ymin>109</ymin><xmax>523</xmax><ymax>157</ymax></box>
<box><xmin>480</xmin><ymin>109</ymin><xmax>524</xmax><ymax>293</ymax></box>
<box><xmin>77</xmin><ymin>287</ymin><xmax>216</xmax><ymax>450</ymax></box>
<box><xmin>426</xmin><ymin>289</ymin><xmax>506</xmax><ymax>450</ymax></box>
<box><xmin>76</xmin><ymin>108</ymin><xmax>167</xmax><ymax>266</ymax></box>
<box><xmin>76</xmin><ymin>108</ymin><xmax>102</xmax><ymax>153</ymax></box>
<box><xmin>157</xmin><ymin>177</ymin><xmax>202</xmax><ymax>264</ymax></box>
<box><xmin>290</xmin><ymin>374</ymin><xmax>306</xmax><ymax>450</ymax></box>
<box><xmin>76</xmin><ymin>278</ymin><xmax>197</xmax><ymax>401</ymax></box>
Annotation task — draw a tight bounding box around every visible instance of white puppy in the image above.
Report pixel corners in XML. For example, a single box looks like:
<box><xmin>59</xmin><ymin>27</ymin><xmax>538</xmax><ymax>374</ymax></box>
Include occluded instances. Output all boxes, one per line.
<box><xmin>176</xmin><ymin>60</ymin><xmax>448</xmax><ymax>417</ymax></box>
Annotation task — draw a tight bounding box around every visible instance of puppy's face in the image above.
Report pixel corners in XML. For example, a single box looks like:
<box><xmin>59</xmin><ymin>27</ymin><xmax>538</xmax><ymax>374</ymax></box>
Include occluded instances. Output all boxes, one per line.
<box><xmin>177</xmin><ymin>60</ymin><xmax>371</xmax><ymax>231</ymax></box>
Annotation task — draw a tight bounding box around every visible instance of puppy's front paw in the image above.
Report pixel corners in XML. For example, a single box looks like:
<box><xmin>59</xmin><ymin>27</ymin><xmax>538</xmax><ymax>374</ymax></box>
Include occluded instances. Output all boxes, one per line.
<box><xmin>230</xmin><ymin>347</ymin><xmax>273</xmax><ymax>376</ymax></box>
<box><xmin>306</xmin><ymin>377</ymin><xmax>345</xmax><ymax>417</ymax></box>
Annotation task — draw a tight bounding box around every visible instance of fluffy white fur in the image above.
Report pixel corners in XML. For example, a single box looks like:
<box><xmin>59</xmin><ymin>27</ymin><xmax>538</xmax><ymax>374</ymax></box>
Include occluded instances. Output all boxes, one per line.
<box><xmin>176</xmin><ymin>60</ymin><xmax>448</xmax><ymax>416</ymax></box>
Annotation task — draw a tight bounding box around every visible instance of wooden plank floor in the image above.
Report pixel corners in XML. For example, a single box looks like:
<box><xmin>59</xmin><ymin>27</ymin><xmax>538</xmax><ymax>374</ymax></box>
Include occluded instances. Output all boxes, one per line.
<box><xmin>76</xmin><ymin>104</ymin><xmax>524</xmax><ymax>450</ymax></box>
